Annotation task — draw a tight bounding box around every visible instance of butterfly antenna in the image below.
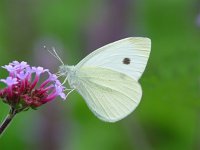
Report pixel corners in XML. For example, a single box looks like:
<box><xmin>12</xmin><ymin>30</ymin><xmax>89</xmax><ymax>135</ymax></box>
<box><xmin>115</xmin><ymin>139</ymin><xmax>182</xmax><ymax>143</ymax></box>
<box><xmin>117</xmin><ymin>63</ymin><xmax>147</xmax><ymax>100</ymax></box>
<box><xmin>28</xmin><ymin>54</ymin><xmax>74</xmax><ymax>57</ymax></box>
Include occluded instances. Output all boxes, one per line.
<box><xmin>52</xmin><ymin>47</ymin><xmax>64</xmax><ymax>65</ymax></box>
<box><xmin>44</xmin><ymin>46</ymin><xmax>64</xmax><ymax>65</ymax></box>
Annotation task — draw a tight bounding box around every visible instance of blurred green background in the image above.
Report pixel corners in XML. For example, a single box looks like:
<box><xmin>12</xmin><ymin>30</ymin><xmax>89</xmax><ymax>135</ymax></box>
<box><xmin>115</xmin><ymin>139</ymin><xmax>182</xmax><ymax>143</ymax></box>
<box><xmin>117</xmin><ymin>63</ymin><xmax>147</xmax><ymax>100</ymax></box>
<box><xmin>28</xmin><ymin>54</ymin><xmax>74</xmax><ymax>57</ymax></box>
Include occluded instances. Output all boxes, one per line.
<box><xmin>0</xmin><ymin>0</ymin><xmax>200</xmax><ymax>150</ymax></box>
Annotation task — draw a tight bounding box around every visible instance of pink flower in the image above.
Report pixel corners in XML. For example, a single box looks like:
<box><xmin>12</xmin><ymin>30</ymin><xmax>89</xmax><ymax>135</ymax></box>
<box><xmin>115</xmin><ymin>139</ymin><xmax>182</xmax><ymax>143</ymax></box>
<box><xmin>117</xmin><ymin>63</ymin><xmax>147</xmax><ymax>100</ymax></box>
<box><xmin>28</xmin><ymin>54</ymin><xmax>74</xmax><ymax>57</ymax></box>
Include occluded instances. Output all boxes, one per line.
<box><xmin>0</xmin><ymin>61</ymin><xmax>66</xmax><ymax>109</ymax></box>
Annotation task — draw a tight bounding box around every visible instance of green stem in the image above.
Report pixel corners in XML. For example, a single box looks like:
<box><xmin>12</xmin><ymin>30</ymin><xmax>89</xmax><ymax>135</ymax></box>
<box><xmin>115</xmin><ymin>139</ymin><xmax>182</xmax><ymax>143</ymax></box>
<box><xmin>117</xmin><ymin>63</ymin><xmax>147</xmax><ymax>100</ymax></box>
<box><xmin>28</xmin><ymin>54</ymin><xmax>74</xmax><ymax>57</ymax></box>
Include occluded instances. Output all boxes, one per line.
<box><xmin>0</xmin><ymin>107</ymin><xmax>17</xmax><ymax>137</ymax></box>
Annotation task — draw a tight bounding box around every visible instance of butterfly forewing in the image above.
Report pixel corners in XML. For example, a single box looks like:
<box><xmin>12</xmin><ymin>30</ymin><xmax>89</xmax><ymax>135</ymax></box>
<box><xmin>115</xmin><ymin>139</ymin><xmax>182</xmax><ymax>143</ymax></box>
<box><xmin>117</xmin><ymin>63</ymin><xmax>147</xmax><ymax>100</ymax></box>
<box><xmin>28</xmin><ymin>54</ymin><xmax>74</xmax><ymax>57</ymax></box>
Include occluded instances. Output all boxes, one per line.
<box><xmin>76</xmin><ymin>37</ymin><xmax>151</xmax><ymax>81</ymax></box>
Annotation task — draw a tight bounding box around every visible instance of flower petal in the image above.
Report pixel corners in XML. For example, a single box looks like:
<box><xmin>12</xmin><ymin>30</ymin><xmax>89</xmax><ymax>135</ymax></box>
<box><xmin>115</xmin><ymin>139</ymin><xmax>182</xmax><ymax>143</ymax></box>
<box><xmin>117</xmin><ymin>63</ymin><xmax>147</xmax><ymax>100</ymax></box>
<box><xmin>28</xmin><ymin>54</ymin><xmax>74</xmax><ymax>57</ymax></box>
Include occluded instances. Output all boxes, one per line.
<box><xmin>0</xmin><ymin>77</ymin><xmax>18</xmax><ymax>86</ymax></box>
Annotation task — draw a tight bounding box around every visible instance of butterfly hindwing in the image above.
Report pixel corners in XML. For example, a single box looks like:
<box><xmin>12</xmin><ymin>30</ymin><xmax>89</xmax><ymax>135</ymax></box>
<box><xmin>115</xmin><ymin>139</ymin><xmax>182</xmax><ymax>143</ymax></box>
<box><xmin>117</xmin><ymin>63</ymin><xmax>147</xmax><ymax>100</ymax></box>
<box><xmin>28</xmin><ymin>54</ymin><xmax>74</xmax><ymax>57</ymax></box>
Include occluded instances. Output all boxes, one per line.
<box><xmin>76</xmin><ymin>67</ymin><xmax>142</xmax><ymax>122</ymax></box>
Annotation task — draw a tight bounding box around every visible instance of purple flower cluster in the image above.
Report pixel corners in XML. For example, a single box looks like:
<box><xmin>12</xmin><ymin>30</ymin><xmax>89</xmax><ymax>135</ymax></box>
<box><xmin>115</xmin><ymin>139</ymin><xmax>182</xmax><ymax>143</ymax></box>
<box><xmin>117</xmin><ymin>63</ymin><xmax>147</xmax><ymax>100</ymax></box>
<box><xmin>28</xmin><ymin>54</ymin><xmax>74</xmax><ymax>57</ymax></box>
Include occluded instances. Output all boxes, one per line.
<box><xmin>0</xmin><ymin>61</ymin><xmax>66</xmax><ymax>109</ymax></box>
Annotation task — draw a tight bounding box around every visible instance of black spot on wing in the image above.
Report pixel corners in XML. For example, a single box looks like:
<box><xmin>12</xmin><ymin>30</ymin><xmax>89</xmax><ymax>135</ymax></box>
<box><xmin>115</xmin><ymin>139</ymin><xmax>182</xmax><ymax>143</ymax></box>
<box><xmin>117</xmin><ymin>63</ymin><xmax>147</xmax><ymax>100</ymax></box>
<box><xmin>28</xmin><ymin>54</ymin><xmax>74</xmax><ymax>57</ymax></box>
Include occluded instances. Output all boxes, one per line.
<box><xmin>123</xmin><ymin>58</ymin><xmax>131</xmax><ymax>65</ymax></box>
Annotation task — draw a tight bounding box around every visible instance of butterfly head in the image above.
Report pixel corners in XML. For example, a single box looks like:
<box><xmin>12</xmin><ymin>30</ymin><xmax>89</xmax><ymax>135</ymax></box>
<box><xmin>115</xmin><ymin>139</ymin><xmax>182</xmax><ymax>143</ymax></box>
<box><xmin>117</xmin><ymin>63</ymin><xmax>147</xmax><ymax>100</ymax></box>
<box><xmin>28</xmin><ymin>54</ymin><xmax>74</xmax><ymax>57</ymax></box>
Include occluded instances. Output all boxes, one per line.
<box><xmin>58</xmin><ymin>65</ymin><xmax>77</xmax><ymax>89</ymax></box>
<box><xmin>58</xmin><ymin>65</ymin><xmax>75</xmax><ymax>77</ymax></box>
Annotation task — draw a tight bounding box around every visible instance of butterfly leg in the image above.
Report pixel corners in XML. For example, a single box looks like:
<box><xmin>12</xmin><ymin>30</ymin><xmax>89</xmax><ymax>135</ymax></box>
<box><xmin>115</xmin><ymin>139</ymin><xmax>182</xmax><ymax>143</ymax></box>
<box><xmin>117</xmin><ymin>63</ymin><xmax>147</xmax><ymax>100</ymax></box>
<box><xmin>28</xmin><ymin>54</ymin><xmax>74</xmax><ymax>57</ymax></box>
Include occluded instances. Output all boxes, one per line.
<box><xmin>65</xmin><ymin>89</ymin><xmax>75</xmax><ymax>99</ymax></box>
<box><xmin>61</xmin><ymin>76</ymin><xmax>68</xmax><ymax>86</ymax></box>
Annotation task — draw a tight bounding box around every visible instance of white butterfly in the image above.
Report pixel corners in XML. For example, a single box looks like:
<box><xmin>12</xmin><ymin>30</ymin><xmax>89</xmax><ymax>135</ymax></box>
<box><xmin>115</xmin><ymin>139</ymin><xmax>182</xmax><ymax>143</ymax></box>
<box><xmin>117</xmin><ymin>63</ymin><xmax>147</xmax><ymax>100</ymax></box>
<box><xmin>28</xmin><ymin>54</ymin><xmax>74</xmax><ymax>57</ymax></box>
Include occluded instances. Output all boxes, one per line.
<box><xmin>52</xmin><ymin>37</ymin><xmax>151</xmax><ymax>122</ymax></box>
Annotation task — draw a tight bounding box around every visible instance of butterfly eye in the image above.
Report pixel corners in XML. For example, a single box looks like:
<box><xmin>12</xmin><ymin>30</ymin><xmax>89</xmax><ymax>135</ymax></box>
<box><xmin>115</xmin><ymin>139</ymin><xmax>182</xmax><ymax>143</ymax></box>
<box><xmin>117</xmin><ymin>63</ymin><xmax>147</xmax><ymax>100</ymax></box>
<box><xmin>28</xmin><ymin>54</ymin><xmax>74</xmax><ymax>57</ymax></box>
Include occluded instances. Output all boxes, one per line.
<box><xmin>122</xmin><ymin>58</ymin><xmax>131</xmax><ymax>65</ymax></box>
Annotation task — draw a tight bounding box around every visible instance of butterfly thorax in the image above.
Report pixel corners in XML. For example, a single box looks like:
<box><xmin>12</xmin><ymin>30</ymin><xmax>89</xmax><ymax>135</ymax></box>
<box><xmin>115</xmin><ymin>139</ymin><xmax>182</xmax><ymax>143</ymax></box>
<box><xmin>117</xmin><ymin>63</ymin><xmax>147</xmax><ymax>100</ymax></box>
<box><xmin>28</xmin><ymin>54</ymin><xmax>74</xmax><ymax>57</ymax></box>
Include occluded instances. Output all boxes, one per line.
<box><xmin>59</xmin><ymin>65</ymin><xmax>77</xmax><ymax>88</ymax></box>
